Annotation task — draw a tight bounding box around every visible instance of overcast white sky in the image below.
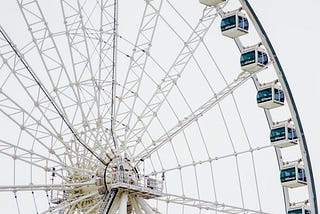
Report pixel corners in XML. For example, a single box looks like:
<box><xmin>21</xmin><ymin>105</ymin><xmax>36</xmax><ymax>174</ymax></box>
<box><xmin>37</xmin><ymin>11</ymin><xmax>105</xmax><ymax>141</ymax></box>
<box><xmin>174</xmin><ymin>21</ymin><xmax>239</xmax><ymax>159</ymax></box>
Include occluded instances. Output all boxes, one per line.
<box><xmin>0</xmin><ymin>0</ymin><xmax>319</xmax><ymax>212</ymax></box>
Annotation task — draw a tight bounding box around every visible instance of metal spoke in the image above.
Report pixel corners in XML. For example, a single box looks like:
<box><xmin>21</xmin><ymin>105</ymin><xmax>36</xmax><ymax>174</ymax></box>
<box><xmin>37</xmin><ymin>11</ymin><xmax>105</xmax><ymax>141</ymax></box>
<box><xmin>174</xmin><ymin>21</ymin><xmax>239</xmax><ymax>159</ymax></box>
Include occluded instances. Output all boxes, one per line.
<box><xmin>41</xmin><ymin>191</ymin><xmax>99</xmax><ymax>214</ymax></box>
<box><xmin>147</xmin><ymin>144</ymin><xmax>274</xmax><ymax>177</ymax></box>
<box><xmin>0</xmin><ymin>25</ymin><xmax>107</xmax><ymax>165</ymax></box>
<box><xmin>115</xmin><ymin>0</ymin><xmax>163</xmax><ymax>150</ymax></box>
<box><xmin>125</xmin><ymin>6</ymin><xmax>222</xmax><ymax>148</ymax></box>
<box><xmin>0</xmin><ymin>89</ymin><xmax>98</xmax><ymax>170</ymax></box>
<box><xmin>0</xmin><ymin>182</ymin><xmax>95</xmax><ymax>192</ymax></box>
<box><xmin>0</xmin><ymin>1</ymin><xmax>315</xmax><ymax>213</ymax></box>
<box><xmin>134</xmin><ymin>67</ymin><xmax>268</xmax><ymax>160</ymax></box>
<box><xmin>60</xmin><ymin>0</ymin><xmax>99</xmax><ymax>135</ymax></box>
<box><xmin>159</xmin><ymin>193</ymin><xmax>271</xmax><ymax>214</ymax></box>
<box><xmin>0</xmin><ymin>138</ymin><xmax>95</xmax><ymax>175</ymax></box>
<box><xmin>60</xmin><ymin>0</ymin><xmax>116</xmax><ymax>160</ymax></box>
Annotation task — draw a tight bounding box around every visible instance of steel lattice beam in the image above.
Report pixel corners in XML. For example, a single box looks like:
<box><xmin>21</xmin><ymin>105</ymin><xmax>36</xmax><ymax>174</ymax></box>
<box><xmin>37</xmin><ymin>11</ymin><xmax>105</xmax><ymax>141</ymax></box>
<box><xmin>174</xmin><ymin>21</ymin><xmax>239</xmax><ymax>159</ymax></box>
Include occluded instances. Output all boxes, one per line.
<box><xmin>0</xmin><ymin>25</ymin><xmax>107</xmax><ymax>165</ymax></box>
<box><xmin>125</xmin><ymin>5</ymin><xmax>222</xmax><ymax>151</ymax></box>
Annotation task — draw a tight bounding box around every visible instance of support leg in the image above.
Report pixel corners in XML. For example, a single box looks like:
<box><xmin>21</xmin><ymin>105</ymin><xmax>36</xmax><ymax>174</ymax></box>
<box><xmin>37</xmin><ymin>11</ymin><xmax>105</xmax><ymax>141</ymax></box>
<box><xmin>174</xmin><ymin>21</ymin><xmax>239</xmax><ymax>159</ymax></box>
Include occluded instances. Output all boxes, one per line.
<box><xmin>137</xmin><ymin>197</ymin><xmax>153</xmax><ymax>213</ymax></box>
<box><xmin>119</xmin><ymin>192</ymin><xmax>128</xmax><ymax>214</ymax></box>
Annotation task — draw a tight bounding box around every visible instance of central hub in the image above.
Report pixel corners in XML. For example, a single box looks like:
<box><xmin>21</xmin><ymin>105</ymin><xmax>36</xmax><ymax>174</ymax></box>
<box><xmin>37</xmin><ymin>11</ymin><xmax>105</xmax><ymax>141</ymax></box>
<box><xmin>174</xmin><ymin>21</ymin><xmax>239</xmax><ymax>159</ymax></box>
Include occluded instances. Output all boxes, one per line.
<box><xmin>95</xmin><ymin>157</ymin><xmax>137</xmax><ymax>195</ymax></box>
<box><xmin>104</xmin><ymin>158</ymin><xmax>138</xmax><ymax>191</ymax></box>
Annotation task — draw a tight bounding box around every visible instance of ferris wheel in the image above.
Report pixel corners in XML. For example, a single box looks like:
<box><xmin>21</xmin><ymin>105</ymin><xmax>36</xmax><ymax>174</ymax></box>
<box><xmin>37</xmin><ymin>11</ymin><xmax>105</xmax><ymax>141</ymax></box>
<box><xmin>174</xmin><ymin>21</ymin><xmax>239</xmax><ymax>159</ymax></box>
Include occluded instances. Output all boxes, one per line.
<box><xmin>0</xmin><ymin>0</ymin><xmax>317</xmax><ymax>213</ymax></box>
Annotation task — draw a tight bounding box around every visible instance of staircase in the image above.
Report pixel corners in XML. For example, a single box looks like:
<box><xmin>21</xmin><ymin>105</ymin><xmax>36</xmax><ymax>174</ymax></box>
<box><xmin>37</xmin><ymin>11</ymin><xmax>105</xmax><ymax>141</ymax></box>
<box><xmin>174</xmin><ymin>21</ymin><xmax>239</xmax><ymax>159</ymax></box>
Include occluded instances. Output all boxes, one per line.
<box><xmin>98</xmin><ymin>188</ymin><xmax>118</xmax><ymax>214</ymax></box>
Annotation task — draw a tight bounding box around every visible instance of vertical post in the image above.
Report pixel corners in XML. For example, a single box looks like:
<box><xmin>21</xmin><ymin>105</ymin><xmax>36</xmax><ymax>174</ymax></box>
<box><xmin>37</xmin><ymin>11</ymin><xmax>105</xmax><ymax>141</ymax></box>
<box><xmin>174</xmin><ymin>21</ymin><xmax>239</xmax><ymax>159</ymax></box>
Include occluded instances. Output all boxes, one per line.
<box><xmin>111</xmin><ymin>0</ymin><xmax>119</xmax><ymax>151</ymax></box>
<box><xmin>130</xmin><ymin>196</ymin><xmax>143</xmax><ymax>214</ymax></box>
<box><xmin>119</xmin><ymin>192</ymin><xmax>128</xmax><ymax>214</ymax></box>
<box><xmin>137</xmin><ymin>197</ymin><xmax>153</xmax><ymax>213</ymax></box>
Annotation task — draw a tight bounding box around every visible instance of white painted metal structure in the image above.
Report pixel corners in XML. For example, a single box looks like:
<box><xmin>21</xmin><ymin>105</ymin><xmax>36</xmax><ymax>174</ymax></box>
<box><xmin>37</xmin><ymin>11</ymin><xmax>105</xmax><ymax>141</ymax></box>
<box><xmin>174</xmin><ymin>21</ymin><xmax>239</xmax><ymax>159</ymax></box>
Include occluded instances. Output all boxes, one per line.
<box><xmin>0</xmin><ymin>0</ymin><xmax>317</xmax><ymax>213</ymax></box>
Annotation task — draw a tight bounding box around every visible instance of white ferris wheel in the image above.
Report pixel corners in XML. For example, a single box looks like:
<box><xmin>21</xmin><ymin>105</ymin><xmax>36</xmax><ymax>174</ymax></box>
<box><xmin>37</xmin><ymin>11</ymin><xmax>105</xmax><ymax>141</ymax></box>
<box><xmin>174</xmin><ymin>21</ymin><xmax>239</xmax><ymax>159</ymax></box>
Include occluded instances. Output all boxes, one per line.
<box><xmin>0</xmin><ymin>0</ymin><xmax>317</xmax><ymax>213</ymax></box>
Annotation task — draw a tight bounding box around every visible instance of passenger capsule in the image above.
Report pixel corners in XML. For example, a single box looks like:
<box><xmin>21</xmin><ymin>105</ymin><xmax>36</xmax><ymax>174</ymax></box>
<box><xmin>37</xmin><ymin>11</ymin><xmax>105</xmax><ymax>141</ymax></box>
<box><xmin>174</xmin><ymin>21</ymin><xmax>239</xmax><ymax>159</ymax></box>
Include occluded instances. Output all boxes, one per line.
<box><xmin>199</xmin><ymin>0</ymin><xmax>226</xmax><ymax>6</ymax></box>
<box><xmin>240</xmin><ymin>45</ymin><xmax>268</xmax><ymax>72</ymax></box>
<box><xmin>221</xmin><ymin>11</ymin><xmax>248</xmax><ymax>38</ymax></box>
<box><xmin>270</xmin><ymin>121</ymin><xmax>298</xmax><ymax>148</ymax></box>
<box><xmin>257</xmin><ymin>82</ymin><xmax>285</xmax><ymax>109</ymax></box>
<box><xmin>288</xmin><ymin>206</ymin><xmax>311</xmax><ymax>214</ymax></box>
<box><xmin>280</xmin><ymin>164</ymin><xmax>307</xmax><ymax>188</ymax></box>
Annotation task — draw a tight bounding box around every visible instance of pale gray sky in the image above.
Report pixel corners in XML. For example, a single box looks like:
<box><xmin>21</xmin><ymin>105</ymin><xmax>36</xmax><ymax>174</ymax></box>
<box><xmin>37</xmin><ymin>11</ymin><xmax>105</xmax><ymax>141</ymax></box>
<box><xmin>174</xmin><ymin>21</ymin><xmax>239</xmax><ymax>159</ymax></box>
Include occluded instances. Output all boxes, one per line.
<box><xmin>0</xmin><ymin>0</ymin><xmax>319</xmax><ymax>213</ymax></box>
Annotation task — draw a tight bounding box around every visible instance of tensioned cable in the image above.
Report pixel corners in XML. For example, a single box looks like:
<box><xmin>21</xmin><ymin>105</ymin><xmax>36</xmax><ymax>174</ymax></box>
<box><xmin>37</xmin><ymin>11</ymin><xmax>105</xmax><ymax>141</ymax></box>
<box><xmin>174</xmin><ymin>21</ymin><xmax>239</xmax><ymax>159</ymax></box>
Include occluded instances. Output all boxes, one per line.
<box><xmin>145</xmin><ymin>7</ymin><xmax>260</xmax><ymax>210</ymax></box>
<box><xmin>231</xmin><ymin>95</ymin><xmax>262</xmax><ymax>210</ymax></box>
<box><xmin>32</xmin><ymin>191</ymin><xmax>39</xmax><ymax>214</ymax></box>
<box><xmin>187</xmin><ymin>8</ymin><xmax>264</xmax><ymax>210</ymax></box>
<box><xmin>46</xmin><ymin>192</ymin><xmax>51</xmax><ymax>207</ymax></box>
<box><xmin>14</xmin><ymin>193</ymin><xmax>21</xmax><ymax>214</ymax></box>
<box><xmin>110</xmin><ymin>0</ymin><xmax>118</xmax><ymax>151</ymax></box>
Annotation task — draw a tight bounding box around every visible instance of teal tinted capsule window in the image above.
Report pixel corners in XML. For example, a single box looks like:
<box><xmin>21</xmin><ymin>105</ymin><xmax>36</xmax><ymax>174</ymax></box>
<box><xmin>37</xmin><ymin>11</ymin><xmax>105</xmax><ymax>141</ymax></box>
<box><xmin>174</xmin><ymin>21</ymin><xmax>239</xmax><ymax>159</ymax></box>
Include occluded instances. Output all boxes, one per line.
<box><xmin>240</xmin><ymin>51</ymin><xmax>255</xmax><ymax>66</ymax></box>
<box><xmin>270</xmin><ymin>127</ymin><xmax>286</xmax><ymax>142</ymax></box>
<box><xmin>257</xmin><ymin>88</ymin><xmax>272</xmax><ymax>103</ymax></box>
<box><xmin>288</xmin><ymin>209</ymin><xmax>303</xmax><ymax>214</ymax></box>
<box><xmin>297</xmin><ymin>168</ymin><xmax>307</xmax><ymax>182</ymax></box>
<box><xmin>263</xmin><ymin>53</ymin><xmax>268</xmax><ymax>64</ymax></box>
<box><xmin>274</xmin><ymin>88</ymin><xmax>285</xmax><ymax>102</ymax></box>
<box><xmin>258</xmin><ymin>51</ymin><xmax>268</xmax><ymax>65</ymax></box>
<box><xmin>287</xmin><ymin>128</ymin><xmax>298</xmax><ymax>140</ymax></box>
<box><xmin>238</xmin><ymin>16</ymin><xmax>249</xmax><ymax>31</ymax></box>
<box><xmin>280</xmin><ymin>167</ymin><xmax>296</xmax><ymax>182</ymax></box>
<box><xmin>221</xmin><ymin>15</ymin><xmax>236</xmax><ymax>31</ymax></box>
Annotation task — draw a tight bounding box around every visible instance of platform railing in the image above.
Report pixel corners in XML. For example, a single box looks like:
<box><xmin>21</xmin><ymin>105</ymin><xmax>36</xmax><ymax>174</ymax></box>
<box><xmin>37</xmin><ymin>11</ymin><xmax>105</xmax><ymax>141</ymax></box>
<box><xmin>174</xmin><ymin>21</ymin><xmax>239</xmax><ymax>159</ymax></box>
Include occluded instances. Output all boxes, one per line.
<box><xmin>109</xmin><ymin>171</ymin><xmax>163</xmax><ymax>193</ymax></box>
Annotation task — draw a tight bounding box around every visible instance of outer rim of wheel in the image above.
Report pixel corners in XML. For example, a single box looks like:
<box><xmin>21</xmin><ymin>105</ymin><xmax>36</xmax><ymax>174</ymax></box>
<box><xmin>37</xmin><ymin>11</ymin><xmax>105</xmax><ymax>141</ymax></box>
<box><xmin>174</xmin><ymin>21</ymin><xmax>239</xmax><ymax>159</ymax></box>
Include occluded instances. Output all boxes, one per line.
<box><xmin>239</xmin><ymin>0</ymin><xmax>318</xmax><ymax>213</ymax></box>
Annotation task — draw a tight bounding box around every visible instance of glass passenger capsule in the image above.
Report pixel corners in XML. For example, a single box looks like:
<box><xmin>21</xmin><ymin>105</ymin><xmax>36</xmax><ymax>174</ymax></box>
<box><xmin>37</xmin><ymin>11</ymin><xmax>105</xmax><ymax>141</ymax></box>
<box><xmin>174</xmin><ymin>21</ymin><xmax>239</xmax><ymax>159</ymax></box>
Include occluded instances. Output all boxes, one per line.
<box><xmin>240</xmin><ymin>45</ymin><xmax>268</xmax><ymax>72</ymax></box>
<box><xmin>199</xmin><ymin>0</ymin><xmax>226</xmax><ymax>6</ymax></box>
<box><xmin>257</xmin><ymin>82</ymin><xmax>285</xmax><ymax>109</ymax></box>
<box><xmin>270</xmin><ymin>121</ymin><xmax>298</xmax><ymax>148</ymax></box>
<box><xmin>221</xmin><ymin>11</ymin><xmax>249</xmax><ymax>38</ymax></box>
<box><xmin>280</xmin><ymin>164</ymin><xmax>307</xmax><ymax>188</ymax></box>
<box><xmin>288</xmin><ymin>206</ymin><xmax>311</xmax><ymax>214</ymax></box>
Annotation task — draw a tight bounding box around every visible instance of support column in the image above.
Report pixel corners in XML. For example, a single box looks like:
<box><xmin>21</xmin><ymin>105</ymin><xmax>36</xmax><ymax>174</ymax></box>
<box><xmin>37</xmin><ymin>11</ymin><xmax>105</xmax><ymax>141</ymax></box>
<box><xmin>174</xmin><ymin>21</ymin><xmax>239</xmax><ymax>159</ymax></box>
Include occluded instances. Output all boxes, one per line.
<box><xmin>119</xmin><ymin>192</ymin><xmax>128</xmax><ymax>214</ymax></box>
<box><xmin>130</xmin><ymin>196</ymin><xmax>143</xmax><ymax>214</ymax></box>
<box><xmin>137</xmin><ymin>197</ymin><xmax>153</xmax><ymax>213</ymax></box>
